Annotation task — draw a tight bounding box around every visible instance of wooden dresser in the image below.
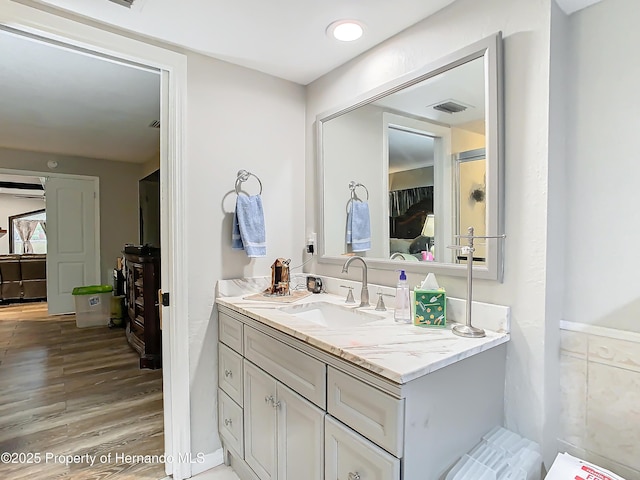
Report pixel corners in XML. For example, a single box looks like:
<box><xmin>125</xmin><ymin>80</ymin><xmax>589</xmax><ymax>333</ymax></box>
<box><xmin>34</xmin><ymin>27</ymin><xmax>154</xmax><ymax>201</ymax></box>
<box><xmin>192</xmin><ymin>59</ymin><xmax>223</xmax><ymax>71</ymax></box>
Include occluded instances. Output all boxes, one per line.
<box><xmin>124</xmin><ymin>247</ymin><xmax>161</xmax><ymax>369</ymax></box>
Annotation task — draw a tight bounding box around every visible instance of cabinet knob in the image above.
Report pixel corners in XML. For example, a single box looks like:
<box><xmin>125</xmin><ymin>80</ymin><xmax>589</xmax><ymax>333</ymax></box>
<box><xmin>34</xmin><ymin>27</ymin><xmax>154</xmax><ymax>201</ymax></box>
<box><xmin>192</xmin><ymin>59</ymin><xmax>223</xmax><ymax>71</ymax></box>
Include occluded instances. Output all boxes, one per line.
<box><xmin>272</xmin><ymin>400</ymin><xmax>281</xmax><ymax>409</ymax></box>
<box><xmin>224</xmin><ymin>418</ymin><xmax>232</xmax><ymax>427</ymax></box>
<box><xmin>265</xmin><ymin>395</ymin><xmax>274</xmax><ymax>405</ymax></box>
<box><xmin>224</xmin><ymin>369</ymin><xmax>232</xmax><ymax>378</ymax></box>
<box><xmin>348</xmin><ymin>473</ymin><xmax>361</xmax><ymax>480</ymax></box>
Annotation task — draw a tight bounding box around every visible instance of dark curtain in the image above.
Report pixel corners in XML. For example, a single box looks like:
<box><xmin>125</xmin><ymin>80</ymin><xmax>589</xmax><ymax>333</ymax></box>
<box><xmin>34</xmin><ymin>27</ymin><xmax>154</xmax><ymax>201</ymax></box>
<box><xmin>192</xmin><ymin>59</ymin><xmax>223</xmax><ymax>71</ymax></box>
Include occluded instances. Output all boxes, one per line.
<box><xmin>389</xmin><ymin>186</ymin><xmax>433</xmax><ymax>218</ymax></box>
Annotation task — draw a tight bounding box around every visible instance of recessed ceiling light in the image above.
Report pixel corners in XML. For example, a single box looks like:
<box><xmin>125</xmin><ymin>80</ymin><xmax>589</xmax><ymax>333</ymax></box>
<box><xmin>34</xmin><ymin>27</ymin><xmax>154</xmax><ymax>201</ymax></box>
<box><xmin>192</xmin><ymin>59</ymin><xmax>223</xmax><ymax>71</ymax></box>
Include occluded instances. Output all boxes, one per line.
<box><xmin>326</xmin><ymin>20</ymin><xmax>364</xmax><ymax>42</ymax></box>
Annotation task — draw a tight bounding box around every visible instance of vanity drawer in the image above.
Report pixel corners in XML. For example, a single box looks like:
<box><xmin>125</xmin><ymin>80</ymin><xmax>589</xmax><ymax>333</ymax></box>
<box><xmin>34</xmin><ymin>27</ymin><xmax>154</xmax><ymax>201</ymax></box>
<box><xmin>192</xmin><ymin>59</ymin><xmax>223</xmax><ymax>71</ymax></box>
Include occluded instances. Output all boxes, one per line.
<box><xmin>327</xmin><ymin>367</ymin><xmax>404</xmax><ymax>457</ymax></box>
<box><xmin>244</xmin><ymin>326</ymin><xmax>326</xmax><ymax>409</ymax></box>
<box><xmin>325</xmin><ymin>415</ymin><xmax>400</xmax><ymax>480</ymax></box>
<box><xmin>219</xmin><ymin>343</ymin><xmax>243</xmax><ymax>405</ymax></box>
<box><xmin>219</xmin><ymin>311</ymin><xmax>243</xmax><ymax>354</ymax></box>
<box><xmin>218</xmin><ymin>388</ymin><xmax>244</xmax><ymax>457</ymax></box>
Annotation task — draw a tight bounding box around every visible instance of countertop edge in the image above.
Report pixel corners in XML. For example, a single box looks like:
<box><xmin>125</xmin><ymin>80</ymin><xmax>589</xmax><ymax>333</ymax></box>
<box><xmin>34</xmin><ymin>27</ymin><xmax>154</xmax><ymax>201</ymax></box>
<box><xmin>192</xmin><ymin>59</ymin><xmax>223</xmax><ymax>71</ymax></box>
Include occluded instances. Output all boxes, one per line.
<box><xmin>216</xmin><ymin>297</ymin><xmax>510</xmax><ymax>385</ymax></box>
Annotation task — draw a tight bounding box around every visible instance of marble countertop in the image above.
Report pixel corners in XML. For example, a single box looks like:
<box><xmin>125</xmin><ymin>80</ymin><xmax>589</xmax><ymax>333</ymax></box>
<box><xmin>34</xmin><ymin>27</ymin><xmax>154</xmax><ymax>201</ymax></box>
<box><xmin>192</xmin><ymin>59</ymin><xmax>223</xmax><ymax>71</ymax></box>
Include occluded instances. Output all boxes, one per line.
<box><xmin>216</xmin><ymin>277</ymin><xmax>510</xmax><ymax>384</ymax></box>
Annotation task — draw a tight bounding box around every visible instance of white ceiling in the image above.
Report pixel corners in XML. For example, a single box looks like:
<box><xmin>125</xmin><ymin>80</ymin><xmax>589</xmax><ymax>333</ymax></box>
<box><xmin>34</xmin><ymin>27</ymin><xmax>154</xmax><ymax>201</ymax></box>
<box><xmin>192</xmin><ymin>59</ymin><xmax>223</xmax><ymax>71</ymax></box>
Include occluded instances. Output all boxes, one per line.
<box><xmin>27</xmin><ymin>0</ymin><xmax>604</xmax><ymax>85</ymax></box>
<box><xmin>0</xmin><ymin>28</ymin><xmax>161</xmax><ymax>163</ymax></box>
<box><xmin>556</xmin><ymin>0</ymin><xmax>604</xmax><ymax>15</ymax></box>
<box><xmin>29</xmin><ymin>0</ymin><xmax>459</xmax><ymax>85</ymax></box>
<box><xmin>0</xmin><ymin>0</ymin><xmax>602</xmax><ymax>164</ymax></box>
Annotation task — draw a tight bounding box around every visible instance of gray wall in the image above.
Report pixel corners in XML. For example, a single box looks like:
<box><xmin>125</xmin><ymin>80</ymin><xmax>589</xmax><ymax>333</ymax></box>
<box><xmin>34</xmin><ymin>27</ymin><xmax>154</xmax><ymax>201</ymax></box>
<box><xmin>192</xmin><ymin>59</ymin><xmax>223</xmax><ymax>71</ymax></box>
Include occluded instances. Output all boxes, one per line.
<box><xmin>564</xmin><ymin>0</ymin><xmax>640</xmax><ymax>328</ymax></box>
<box><xmin>0</xmin><ymin>147</ymin><xmax>140</xmax><ymax>285</ymax></box>
<box><xmin>389</xmin><ymin>166</ymin><xmax>434</xmax><ymax>191</ymax></box>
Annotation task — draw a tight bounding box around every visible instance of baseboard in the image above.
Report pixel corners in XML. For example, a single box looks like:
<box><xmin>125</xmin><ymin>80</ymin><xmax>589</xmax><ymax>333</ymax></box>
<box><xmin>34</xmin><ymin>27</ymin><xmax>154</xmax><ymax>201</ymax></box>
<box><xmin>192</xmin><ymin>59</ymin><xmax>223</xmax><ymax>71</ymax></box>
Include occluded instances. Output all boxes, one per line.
<box><xmin>190</xmin><ymin>448</ymin><xmax>225</xmax><ymax>477</ymax></box>
<box><xmin>227</xmin><ymin>447</ymin><xmax>259</xmax><ymax>480</ymax></box>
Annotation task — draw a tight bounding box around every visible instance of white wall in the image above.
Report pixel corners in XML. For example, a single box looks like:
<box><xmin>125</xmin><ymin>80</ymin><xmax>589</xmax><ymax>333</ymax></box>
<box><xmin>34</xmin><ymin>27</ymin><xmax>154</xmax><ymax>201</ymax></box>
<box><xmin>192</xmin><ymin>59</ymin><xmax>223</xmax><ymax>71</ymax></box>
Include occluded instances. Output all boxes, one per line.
<box><xmin>322</xmin><ymin>105</ymin><xmax>386</xmax><ymax>257</ymax></box>
<box><xmin>0</xmin><ymin>194</ymin><xmax>45</xmax><ymax>254</ymax></box>
<box><xmin>0</xmin><ymin>147</ymin><xmax>140</xmax><ymax>285</ymax></box>
<box><xmin>564</xmin><ymin>0</ymin><xmax>640</xmax><ymax>328</ymax></box>
<box><xmin>306</xmin><ymin>0</ymin><xmax>558</xmax><ymax>466</ymax></box>
<box><xmin>546</xmin><ymin>0</ymin><xmax>570</xmax><ymax>466</ymax></box>
<box><xmin>184</xmin><ymin>51</ymin><xmax>306</xmax><ymax>457</ymax></box>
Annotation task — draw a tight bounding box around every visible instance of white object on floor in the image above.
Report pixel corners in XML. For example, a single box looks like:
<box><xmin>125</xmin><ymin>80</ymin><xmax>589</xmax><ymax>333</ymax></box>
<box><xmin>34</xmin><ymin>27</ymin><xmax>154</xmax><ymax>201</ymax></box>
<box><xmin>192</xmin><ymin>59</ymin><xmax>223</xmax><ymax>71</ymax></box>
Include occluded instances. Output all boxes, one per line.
<box><xmin>445</xmin><ymin>426</ymin><xmax>542</xmax><ymax>480</ymax></box>
<box><xmin>546</xmin><ymin>452</ymin><xmax>626</xmax><ymax>480</ymax></box>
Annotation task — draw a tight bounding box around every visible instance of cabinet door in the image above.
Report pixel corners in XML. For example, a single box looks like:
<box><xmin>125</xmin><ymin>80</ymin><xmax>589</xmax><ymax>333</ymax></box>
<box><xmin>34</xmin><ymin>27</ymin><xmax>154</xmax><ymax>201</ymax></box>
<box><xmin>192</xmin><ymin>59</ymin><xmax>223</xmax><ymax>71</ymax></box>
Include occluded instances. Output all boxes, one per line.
<box><xmin>325</xmin><ymin>416</ymin><xmax>400</xmax><ymax>480</ymax></box>
<box><xmin>276</xmin><ymin>383</ymin><xmax>324</xmax><ymax>480</ymax></box>
<box><xmin>244</xmin><ymin>361</ymin><xmax>277</xmax><ymax>480</ymax></box>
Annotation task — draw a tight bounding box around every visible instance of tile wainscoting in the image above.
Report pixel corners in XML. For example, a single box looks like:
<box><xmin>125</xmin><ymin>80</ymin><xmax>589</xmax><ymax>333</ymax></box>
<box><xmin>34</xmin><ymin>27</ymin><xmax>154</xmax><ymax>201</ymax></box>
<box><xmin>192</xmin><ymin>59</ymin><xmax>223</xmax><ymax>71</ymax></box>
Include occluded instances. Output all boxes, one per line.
<box><xmin>559</xmin><ymin>321</ymin><xmax>640</xmax><ymax>480</ymax></box>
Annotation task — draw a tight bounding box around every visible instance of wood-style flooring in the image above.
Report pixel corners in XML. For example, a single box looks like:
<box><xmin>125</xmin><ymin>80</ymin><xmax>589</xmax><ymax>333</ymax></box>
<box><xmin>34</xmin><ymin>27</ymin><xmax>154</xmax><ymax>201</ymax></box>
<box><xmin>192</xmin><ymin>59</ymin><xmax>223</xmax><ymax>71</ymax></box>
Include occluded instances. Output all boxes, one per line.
<box><xmin>0</xmin><ymin>302</ymin><xmax>165</xmax><ymax>479</ymax></box>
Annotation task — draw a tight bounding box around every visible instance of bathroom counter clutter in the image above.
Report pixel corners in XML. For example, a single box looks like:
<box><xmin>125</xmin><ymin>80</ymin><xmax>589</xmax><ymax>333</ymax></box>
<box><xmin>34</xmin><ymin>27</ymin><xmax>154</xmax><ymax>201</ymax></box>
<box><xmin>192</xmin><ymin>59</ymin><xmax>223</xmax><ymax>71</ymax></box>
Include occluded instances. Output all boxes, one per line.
<box><xmin>215</xmin><ymin>289</ymin><xmax>509</xmax><ymax>384</ymax></box>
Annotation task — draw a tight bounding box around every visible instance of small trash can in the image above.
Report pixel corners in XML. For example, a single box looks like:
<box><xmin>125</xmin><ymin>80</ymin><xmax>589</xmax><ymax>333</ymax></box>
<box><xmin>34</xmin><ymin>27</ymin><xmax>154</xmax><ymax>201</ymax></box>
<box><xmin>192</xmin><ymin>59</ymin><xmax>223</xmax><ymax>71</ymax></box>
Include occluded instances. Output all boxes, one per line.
<box><xmin>72</xmin><ymin>285</ymin><xmax>113</xmax><ymax>328</ymax></box>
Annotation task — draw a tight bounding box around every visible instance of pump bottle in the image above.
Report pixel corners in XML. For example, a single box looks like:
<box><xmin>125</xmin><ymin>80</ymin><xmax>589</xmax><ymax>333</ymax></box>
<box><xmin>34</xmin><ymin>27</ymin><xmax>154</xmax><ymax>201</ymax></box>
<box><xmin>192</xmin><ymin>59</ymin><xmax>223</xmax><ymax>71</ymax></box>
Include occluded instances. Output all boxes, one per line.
<box><xmin>394</xmin><ymin>270</ymin><xmax>412</xmax><ymax>324</ymax></box>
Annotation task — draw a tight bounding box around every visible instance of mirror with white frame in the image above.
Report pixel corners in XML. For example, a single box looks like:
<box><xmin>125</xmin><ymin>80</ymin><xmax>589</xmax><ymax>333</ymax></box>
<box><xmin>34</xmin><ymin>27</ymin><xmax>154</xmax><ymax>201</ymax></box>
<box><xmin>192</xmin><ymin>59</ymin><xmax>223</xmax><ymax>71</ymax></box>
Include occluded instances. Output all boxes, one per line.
<box><xmin>316</xmin><ymin>33</ymin><xmax>504</xmax><ymax>280</ymax></box>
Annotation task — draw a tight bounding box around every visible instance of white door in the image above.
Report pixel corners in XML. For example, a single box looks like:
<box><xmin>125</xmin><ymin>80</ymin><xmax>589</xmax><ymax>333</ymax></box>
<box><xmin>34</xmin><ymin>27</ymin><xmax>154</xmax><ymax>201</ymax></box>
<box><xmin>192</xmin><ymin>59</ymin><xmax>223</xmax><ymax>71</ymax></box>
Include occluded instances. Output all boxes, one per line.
<box><xmin>45</xmin><ymin>176</ymin><xmax>100</xmax><ymax>315</ymax></box>
<box><xmin>244</xmin><ymin>361</ymin><xmax>277</xmax><ymax>480</ymax></box>
<box><xmin>277</xmin><ymin>383</ymin><xmax>324</xmax><ymax>480</ymax></box>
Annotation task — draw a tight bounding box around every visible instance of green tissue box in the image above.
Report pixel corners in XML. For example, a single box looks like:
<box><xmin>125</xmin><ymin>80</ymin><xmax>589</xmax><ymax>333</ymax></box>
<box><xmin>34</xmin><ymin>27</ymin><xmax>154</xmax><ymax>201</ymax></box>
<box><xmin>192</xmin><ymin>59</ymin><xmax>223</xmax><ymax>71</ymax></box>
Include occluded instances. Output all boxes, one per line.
<box><xmin>413</xmin><ymin>289</ymin><xmax>446</xmax><ymax>327</ymax></box>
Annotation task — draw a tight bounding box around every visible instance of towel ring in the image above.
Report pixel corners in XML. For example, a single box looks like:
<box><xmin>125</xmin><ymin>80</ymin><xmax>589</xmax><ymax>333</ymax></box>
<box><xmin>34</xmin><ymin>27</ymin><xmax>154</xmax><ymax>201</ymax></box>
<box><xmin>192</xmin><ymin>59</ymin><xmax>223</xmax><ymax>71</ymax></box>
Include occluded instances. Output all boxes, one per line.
<box><xmin>349</xmin><ymin>181</ymin><xmax>369</xmax><ymax>201</ymax></box>
<box><xmin>235</xmin><ymin>169</ymin><xmax>263</xmax><ymax>195</ymax></box>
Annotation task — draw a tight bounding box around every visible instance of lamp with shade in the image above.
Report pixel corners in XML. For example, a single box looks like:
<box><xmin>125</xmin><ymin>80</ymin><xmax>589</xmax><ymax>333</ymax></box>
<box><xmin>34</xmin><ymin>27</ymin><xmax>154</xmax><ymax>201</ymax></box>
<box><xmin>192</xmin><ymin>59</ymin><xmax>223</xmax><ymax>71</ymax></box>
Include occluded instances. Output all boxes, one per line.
<box><xmin>421</xmin><ymin>214</ymin><xmax>435</xmax><ymax>259</ymax></box>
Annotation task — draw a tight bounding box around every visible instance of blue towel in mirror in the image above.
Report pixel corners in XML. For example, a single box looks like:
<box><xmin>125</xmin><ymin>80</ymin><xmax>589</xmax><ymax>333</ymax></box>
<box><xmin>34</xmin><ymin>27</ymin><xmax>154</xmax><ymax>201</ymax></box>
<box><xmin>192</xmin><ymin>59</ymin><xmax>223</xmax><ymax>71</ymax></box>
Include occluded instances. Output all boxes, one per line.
<box><xmin>232</xmin><ymin>194</ymin><xmax>266</xmax><ymax>257</ymax></box>
<box><xmin>346</xmin><ymin>200</ymin><xmax>371</xmax><ymax>252</ymax></box>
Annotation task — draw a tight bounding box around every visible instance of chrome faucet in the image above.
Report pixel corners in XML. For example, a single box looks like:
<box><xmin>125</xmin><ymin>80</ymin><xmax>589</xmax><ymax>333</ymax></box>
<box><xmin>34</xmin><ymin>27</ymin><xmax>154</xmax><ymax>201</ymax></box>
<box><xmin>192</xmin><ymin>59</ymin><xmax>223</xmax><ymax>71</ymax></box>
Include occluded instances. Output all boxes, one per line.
<box><xmin>390</xmin><ymin>252</ymin><xmax>405</xmax><ymax>260</ymax></box>
<box><xmin>341</xmin><ymin>256</ymin><xmax>370</xmax><ymax>307</ymax></box>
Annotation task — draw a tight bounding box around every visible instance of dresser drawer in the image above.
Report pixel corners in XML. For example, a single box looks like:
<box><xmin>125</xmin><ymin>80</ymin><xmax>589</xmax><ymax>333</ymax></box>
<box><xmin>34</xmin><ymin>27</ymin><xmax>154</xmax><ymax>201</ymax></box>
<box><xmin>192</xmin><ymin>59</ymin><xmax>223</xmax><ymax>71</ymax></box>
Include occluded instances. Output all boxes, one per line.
<box><xmin>219</xmin><ymin>311</ymin><xmax>243</xmax><ymax>353</ymax></box>
<box><xmin>219</xmin><ymin>343</ymin><xmax>243</xmax><ymax>405</ymax></box>
<box><xmin>244</xmin><ymin>326</ymin><xmax>326</xmax><ymax>409</ymax></box>
<box><xmin>325</xmin><ymin>415</ymin><xmax>400</xmax><ymax>480</ymax></box>
<box><xmin>218</xmin><ymin>388</ymin><xmax>244</xmax><ymax>457</ymax></box>
<box><xmin>327</xmin><ymin>367</ymin><xmax>404</xmax><ymax>457</ymax></box>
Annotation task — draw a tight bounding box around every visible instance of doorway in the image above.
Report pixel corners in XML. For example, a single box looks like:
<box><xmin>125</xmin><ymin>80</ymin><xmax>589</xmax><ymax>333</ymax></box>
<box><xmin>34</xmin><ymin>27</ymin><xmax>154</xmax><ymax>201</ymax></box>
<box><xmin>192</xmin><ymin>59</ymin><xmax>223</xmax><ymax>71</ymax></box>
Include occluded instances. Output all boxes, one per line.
<box><xmin>0</xmin><ymin>171</ymin><xmax>100</xmax><ymax>314</ymax></box>
<box><xmin>0</xmin><ymin>3</ymin><xmax>191</xmax><ymax>478</ymax></box>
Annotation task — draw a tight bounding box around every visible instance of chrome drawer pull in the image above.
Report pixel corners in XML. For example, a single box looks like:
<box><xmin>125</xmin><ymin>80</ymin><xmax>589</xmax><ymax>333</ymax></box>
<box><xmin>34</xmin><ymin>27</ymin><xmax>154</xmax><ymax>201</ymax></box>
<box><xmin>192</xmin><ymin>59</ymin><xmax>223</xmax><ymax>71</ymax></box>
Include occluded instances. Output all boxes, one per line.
<box><xmin>224</xmin><ymin>369</ymin><xmax>233</xmax><ymax>378</ymax></box>
<box><xmin>224</xmin><ymin>418</ymin><xmax>232</xmax><ymax>427</ymax></box>
<box><xmin>348</xmin><ymin>472</ymin><xmax>361</xmax><ymax>480</ymax></box>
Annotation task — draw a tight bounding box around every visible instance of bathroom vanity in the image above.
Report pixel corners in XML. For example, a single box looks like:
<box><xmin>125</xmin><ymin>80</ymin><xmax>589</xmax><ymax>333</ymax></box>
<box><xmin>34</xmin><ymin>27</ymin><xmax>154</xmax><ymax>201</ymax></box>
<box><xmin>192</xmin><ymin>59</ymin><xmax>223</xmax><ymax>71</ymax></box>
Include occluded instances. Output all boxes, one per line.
<box><xmin>216</xmin><ymin>287</ymin><xmax>509</xmax><ymax>480</ymax></box>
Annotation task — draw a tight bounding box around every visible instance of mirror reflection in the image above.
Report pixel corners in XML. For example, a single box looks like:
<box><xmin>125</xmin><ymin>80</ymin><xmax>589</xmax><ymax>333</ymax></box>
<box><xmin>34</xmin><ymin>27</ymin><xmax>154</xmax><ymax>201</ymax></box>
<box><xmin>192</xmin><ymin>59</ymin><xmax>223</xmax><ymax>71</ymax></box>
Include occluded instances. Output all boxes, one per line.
<box><xmin>321</xmin><ymin>55</ymin><xmax>487</xmax><ymax>265</ymax></box>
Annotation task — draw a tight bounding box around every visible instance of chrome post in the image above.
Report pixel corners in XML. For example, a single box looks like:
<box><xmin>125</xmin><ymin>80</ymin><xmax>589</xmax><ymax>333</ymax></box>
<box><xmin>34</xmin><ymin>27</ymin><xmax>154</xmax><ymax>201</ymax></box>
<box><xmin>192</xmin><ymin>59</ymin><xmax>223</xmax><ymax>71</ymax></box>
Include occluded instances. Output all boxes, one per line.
<box><xmin>449</xmin><ymin>227</ymin><xmax>506</xmax><ymax>338</ymax></box>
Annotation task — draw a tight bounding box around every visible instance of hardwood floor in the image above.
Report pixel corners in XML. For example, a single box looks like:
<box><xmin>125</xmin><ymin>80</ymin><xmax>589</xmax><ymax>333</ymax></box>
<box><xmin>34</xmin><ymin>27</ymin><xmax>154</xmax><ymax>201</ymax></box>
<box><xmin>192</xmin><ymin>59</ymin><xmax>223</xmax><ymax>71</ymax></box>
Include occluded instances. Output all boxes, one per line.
<box><xmin>0</xmin><ymin>302</ymin><xmax>165</xmax><ymax>479</ymax></box>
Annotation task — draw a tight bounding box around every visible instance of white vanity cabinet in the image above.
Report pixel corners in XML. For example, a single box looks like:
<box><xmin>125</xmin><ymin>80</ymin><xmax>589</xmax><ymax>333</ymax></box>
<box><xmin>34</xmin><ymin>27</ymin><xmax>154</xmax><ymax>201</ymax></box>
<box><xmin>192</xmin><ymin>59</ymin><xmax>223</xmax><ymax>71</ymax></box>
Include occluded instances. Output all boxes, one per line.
<box><xmin>217</xmin><ymin>305</ymin><xmax>507</xmax><ymax>480</ymax></box>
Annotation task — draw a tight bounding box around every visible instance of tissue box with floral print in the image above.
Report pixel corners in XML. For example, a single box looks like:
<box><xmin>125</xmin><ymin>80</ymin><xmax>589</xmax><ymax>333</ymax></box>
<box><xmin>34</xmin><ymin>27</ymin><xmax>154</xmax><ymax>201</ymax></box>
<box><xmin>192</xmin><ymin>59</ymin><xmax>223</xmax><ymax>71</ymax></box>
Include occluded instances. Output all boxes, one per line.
<box><xmin>413</xmin><ymin>289</ymin><xmax>446</xmax><ymax>327</ymax></box>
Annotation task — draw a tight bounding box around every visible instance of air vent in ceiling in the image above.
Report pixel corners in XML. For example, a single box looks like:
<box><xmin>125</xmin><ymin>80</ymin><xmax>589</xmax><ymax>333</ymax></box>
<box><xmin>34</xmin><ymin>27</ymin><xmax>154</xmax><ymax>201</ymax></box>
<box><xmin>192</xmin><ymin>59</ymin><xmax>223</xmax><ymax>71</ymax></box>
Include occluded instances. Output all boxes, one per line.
<box><xmin>432</xmin><ymin>100</ymin><xmax>468</xmax><ymax>114</ymax></box>
<box><xmin>148</xmin><ymin>120</ymin><xmax>161</xmax><ymax>129</ymax></box>
<box><xmin>108</xmin><ymin>0</ymin><xmax>135</xmax><ymax>8</ymax></box>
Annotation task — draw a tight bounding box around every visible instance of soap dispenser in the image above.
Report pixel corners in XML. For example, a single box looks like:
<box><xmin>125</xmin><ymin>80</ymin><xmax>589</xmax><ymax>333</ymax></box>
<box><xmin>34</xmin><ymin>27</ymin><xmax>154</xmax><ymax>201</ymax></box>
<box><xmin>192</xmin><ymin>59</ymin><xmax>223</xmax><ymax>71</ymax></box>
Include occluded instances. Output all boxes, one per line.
<box><xmin>394</xmin><ymin>270</ymin><xmax>411</xmax><ymax>324</ymax></box>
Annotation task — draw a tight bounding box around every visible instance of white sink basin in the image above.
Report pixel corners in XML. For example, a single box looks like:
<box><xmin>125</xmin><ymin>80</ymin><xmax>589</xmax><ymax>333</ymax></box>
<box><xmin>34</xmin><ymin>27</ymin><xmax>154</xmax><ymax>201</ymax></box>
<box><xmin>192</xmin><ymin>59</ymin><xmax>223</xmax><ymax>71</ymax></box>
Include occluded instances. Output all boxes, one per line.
<box><xmin>279</xmin><ymin>301</ymin><xmax>383</xmax><ymax>328</ymax></box>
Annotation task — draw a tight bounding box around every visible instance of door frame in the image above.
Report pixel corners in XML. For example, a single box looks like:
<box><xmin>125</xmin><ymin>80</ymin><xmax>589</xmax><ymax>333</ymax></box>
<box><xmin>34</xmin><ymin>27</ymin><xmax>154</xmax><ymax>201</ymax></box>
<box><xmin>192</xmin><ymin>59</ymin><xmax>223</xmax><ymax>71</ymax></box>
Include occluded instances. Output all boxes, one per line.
<box><xmin>0</xmin><ymin>3</ymin><xmax>191</xmax><ymax>479</ymax></box>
